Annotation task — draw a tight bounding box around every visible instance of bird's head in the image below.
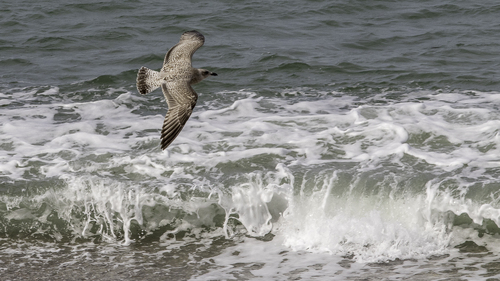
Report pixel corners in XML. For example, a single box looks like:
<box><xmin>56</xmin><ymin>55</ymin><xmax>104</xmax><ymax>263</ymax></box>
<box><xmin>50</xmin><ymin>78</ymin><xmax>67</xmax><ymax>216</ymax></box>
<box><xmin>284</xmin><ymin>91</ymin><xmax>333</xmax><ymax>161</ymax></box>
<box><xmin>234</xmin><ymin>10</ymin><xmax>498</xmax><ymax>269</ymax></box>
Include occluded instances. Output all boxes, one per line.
<box><xmin>192</xmin><ymin>68</ymin><xmax>217</xmax><ymax>84</ymax></box>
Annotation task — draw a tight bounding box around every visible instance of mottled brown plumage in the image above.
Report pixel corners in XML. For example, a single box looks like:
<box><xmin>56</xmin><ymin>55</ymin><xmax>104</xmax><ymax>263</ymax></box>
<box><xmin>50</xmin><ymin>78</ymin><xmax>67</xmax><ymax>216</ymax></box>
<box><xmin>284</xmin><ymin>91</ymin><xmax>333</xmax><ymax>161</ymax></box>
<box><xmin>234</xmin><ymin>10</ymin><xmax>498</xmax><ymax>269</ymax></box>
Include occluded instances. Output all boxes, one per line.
<box><xmin>136</xmin><ymin>30</ymin><xmax>217</xmax><ymax>150</ymax></box>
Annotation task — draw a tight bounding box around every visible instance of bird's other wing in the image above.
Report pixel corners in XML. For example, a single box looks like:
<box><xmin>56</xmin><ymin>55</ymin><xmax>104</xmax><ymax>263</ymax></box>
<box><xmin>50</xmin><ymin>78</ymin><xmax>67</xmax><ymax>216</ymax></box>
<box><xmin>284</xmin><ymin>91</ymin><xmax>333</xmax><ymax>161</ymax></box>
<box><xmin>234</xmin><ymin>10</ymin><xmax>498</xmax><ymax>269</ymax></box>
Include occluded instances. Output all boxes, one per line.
<box><xmin>162</xmin><ymin>30</ymin><xmax>205</xmax><ymax>70</ymax></box>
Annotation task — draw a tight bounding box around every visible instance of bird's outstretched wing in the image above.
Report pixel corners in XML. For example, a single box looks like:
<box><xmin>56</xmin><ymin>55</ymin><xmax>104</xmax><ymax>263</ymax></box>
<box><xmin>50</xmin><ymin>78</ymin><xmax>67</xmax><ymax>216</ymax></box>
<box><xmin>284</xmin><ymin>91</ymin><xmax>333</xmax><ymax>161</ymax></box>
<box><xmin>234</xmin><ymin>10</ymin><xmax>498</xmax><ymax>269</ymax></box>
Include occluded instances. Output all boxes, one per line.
<box><xmin>162</xmin><ymin>30</ymin><xmax>205</xmax><ymax>70</ymax></box>
<box><xmin>160</xmin><ymin>81</ymin><xmax>198</xmax><ymax>150</ymax></box>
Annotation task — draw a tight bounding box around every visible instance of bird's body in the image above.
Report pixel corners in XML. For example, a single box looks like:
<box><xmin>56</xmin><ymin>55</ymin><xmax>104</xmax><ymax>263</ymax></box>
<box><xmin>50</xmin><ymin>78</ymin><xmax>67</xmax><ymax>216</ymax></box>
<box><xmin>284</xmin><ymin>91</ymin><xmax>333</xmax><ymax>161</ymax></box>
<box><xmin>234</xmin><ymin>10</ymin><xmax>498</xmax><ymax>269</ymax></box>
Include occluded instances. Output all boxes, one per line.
<box><xmin>136</xmin><ymin>30</ymin><xmax>217</xmax><ymax>150</ymax></box>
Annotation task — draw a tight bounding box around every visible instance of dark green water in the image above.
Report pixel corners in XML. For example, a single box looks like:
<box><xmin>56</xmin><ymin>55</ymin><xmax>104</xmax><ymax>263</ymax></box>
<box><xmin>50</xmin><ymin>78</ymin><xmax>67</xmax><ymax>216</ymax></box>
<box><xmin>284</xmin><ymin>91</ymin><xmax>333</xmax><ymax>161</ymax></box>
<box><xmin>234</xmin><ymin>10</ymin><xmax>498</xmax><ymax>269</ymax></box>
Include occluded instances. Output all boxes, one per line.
<box><xmin>3</xmin><ymin>1</ymin><xmax>500</xmax><ymax>91</ymax></box>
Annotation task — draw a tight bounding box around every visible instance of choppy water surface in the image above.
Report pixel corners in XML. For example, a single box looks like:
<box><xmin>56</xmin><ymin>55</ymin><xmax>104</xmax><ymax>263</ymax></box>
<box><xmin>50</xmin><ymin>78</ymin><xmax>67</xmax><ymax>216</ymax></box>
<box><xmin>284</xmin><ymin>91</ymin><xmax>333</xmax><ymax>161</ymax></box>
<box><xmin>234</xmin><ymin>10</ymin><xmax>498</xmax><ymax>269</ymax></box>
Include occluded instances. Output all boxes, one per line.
<box><xmin>2</xmin><ymin>0</ymin><xmax>500</xmax><ymax>280</ymax></box>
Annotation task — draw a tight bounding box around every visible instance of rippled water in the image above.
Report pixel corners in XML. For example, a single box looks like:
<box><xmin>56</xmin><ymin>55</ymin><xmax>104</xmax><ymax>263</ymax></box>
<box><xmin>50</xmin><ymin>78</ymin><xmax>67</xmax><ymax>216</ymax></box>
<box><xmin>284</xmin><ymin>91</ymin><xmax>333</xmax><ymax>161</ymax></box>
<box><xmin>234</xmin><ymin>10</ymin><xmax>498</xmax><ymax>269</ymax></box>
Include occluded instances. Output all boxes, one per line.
<box><xmin>2</xmin><ymin>0</ymin><xmax>500</xmax><ymax>280</ymax></box>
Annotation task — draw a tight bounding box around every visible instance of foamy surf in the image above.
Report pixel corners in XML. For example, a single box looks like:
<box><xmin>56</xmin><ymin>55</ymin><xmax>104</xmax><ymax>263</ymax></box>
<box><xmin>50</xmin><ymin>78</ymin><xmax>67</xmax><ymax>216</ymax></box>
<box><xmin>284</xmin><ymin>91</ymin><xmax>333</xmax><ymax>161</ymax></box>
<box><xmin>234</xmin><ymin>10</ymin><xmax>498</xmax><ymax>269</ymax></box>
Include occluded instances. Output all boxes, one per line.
<box><xmin>1</xmin><ymin>86</ymin><xmax>500</xmax><ymax>270</ymax></box>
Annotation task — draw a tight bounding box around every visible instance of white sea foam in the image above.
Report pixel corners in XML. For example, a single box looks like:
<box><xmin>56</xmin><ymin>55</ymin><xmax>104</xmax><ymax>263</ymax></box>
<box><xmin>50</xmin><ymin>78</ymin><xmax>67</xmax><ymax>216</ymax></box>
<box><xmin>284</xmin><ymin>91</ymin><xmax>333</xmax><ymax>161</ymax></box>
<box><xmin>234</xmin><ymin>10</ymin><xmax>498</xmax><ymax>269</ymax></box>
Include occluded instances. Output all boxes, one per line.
<box><xmin>280</xmin><ymin>184</ymin><xmax>452</xmax><ymax>262</ymax></box>
<box><xmin>2</xmin><ymin>87</ymin><xmax>500</xmax><ymax>262</ymax></box>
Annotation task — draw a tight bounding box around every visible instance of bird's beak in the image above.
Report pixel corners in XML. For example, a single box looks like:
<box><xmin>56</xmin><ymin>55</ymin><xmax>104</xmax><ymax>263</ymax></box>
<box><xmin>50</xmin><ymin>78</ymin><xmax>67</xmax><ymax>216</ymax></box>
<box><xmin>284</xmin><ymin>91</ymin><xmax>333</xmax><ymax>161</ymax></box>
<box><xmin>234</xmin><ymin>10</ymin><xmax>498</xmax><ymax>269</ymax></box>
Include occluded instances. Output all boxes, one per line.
<box><xmin>211</xmin><ymin>72</ymin><xmax>218</xmax><ymax>76</ymax></box>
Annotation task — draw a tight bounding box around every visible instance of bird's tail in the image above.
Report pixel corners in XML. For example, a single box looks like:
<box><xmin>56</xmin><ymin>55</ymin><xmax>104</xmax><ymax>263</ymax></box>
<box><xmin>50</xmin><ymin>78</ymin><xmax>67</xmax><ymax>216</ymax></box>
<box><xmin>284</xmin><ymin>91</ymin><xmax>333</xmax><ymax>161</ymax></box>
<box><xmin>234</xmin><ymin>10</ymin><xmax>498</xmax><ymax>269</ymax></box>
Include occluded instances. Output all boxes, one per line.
<box><xmin>136</xmin><ymin>66</ymin><xmax>162</xmax><ymax>95</ymax></box>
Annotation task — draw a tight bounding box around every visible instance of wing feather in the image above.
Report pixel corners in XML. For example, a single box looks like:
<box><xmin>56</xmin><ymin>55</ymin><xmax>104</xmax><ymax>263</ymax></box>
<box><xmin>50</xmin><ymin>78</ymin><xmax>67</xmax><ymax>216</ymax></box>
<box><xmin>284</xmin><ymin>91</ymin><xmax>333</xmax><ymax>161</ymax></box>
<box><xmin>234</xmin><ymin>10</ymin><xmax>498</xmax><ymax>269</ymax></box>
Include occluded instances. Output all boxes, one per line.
<box><xmin>162</xmin><ymin>30</ymin><xmax>205</xmax><ymax>70</ymax></box>
<box><xmin>159</xmin><ymin>82</ymin><xmax>198</xmax><ymax>150</ymax></box>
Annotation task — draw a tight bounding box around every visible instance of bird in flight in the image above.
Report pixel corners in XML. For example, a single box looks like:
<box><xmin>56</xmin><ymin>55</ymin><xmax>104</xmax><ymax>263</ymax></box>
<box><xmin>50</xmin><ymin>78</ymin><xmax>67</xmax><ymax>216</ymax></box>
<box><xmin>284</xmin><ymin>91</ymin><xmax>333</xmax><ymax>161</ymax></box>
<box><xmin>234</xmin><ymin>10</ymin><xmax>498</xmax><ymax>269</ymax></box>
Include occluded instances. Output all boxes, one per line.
<box><xmin>136</xmin><ymin>30</ymin><xmax>217</xmax><ymax>150</ymax></box>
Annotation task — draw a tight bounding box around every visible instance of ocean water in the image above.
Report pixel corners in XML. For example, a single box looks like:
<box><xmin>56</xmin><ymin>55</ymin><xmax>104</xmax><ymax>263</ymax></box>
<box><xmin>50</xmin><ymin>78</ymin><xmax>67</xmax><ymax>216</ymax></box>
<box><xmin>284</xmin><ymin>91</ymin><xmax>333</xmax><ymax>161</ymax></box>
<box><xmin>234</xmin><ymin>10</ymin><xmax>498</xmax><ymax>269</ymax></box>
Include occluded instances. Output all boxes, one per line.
<box><xmin>2</xmin><ymin>0</ymin><xmax>500</xmax><ymax>280</ymax></box>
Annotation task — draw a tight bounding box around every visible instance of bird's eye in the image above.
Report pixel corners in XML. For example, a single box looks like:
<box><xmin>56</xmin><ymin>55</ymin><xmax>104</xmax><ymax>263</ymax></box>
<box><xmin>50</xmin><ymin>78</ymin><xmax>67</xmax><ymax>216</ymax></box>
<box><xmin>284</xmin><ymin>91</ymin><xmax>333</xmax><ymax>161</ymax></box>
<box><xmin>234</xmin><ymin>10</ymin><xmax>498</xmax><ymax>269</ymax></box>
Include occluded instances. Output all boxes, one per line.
<box><xmin>203</xmin><ymin>71</ymin><xmax>209</xmax><ymax>75</ymax></box>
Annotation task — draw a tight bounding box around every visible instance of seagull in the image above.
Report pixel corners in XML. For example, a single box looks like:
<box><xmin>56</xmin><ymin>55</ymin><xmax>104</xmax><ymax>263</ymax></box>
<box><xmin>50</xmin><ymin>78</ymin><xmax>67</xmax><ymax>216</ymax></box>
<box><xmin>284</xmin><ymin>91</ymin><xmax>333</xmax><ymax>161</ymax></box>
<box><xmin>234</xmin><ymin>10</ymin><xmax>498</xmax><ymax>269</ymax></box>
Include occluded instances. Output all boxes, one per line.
<box><xmin>136</xmin><ymin>30</ymin><xmax>217</xmax><ymax>150</ymax></box>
